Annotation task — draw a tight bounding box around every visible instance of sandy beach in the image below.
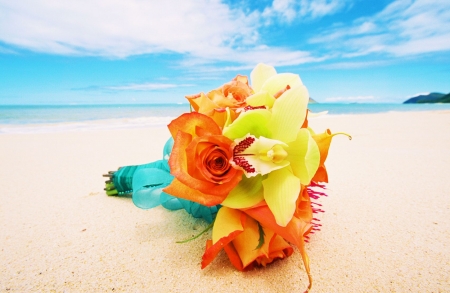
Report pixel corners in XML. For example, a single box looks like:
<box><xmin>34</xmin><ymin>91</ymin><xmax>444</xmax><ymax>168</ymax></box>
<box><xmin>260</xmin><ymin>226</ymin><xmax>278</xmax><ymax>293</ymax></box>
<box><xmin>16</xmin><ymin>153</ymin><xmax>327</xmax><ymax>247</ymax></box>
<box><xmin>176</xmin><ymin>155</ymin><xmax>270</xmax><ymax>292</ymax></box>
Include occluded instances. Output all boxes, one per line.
<box><xmin>1</xmin><ymin>111</ymin><xmax>449</xmax><ymax>292</ymax></box>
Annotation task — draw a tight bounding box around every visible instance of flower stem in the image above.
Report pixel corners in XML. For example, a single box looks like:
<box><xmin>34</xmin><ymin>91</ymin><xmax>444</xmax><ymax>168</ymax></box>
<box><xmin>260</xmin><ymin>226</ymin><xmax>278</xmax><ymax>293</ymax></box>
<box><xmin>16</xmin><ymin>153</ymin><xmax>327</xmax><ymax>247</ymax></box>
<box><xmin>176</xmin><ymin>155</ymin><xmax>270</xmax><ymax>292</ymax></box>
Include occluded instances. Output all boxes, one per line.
<box><xmin>176</xmin><ymin>222</ymin><xmax>214</xmax><ymax>244</ymax></box>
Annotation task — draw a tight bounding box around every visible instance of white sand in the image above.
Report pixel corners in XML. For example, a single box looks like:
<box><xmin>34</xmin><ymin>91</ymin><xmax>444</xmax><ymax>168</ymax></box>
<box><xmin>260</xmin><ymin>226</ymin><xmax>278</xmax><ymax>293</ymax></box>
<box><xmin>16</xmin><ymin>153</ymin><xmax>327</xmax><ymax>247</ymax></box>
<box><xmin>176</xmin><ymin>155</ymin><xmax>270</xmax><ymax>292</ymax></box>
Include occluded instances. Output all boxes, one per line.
<box><xmin>1</xmin><ymin>111</ymin><xmax>449</xmax><ymax>292</ymax></box>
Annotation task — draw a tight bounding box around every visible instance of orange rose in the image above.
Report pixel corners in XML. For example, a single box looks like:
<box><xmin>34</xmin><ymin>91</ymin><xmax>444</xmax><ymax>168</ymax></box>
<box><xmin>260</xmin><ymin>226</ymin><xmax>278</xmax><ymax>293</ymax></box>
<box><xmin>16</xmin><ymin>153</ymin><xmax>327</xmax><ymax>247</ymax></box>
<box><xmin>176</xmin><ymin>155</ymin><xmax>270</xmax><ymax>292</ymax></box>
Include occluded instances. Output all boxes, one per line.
<box><xmin>201</xmin><ymin>207</ymin><xmax>294</xmax><ymax>271</ymax></box>
<box><xmin>163</xmin><ymin>112</ymin><xmax>243</xmax><ymax>206</ymax></box>
<box><xmin>186</xmin><ymin>75</ymin><xmax>253</xmax><ymax>127</ymax></box>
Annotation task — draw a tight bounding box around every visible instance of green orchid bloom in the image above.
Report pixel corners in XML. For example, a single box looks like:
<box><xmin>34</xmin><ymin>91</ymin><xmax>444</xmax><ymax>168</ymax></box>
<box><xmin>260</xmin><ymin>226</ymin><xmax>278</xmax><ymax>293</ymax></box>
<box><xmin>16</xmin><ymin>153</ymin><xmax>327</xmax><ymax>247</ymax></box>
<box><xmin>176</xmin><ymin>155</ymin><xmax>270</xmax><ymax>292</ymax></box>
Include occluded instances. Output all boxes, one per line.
<box><xmin>221</xmin><ymin>64</ymin><xmax>320</xmax><ymax>227</ymax></box>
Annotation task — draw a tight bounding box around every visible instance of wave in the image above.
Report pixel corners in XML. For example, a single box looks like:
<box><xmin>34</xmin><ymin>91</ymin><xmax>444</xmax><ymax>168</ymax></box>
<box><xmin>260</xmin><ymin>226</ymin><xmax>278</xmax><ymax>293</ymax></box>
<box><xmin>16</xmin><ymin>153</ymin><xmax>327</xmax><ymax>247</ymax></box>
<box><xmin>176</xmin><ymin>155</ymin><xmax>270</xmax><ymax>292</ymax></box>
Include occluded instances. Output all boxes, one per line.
<box><xmin>0</xmin><ymin>116</ymin><xmax>175</xmax><ymax>134</ymax></box>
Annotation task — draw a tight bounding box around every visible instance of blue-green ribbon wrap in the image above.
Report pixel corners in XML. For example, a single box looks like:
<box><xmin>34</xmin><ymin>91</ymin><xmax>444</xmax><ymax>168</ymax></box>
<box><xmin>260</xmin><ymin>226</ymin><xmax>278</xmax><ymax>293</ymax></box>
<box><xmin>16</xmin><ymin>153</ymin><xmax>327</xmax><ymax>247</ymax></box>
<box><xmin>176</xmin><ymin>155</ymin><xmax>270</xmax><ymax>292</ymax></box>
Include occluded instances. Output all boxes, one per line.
<box><xmin>110</xmin><ymin>138</ymin><xmax>219</xmax><ymax>223</ymax></box>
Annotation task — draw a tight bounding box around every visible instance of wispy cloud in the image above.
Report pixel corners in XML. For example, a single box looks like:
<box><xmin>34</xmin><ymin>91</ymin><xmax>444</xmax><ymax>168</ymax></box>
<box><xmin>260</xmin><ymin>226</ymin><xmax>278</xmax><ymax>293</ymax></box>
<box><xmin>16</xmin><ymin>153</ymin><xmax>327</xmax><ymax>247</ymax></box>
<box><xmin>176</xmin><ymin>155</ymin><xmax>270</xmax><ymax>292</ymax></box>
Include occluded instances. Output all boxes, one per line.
<box><xmin>325</xmin><ymin>95</ymin><xmax>378</xmax><ymax>102</ymax></box>
<box><xmin>0</xmin><ymin>0</ymin><xmax>318</xmax><ymax>67</ymax></box>
<box><xmin>0</xmin><ymin>44</ymin><xmax>17</xmax><ymax>54</ymax></box>
<box><xmin>310</xmin><ymin>0</ymin><xmax>450</xmax><ymax>57</ymax></box>
<box><xmin>1</xmin><ymin>0</ymin><xmax>448</xmax><ymax>69</ymax></box>
<box><xmin>262</xmin><ymin>0</ymin><xmax>350</xmax><ymax>22</ymax></box>
<box><xmin>407</xmin><ymin>92</ymin><xmax>430</xmax><ymax>98</ymax></box>
<box><xmin>313</xmin><ymin>59</ymin><xmax>391</xmax><ymax>69</ymax></box>
<box><xmin>72</xmin><ymin>83</ymin><xmax>194</xmax><ymax>92</ymax></box>
<box><xmin>106</xmin><ymin>83</ymin><xmax>194</xmax><ymax>91</ymax></box>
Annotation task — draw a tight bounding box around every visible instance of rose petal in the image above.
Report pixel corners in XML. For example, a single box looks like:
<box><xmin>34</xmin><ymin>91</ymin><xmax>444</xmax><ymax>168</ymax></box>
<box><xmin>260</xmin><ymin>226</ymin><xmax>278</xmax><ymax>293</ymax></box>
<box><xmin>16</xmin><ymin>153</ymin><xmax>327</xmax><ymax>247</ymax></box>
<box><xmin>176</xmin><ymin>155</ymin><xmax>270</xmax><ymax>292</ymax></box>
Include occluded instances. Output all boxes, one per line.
<box><xmin>168</xmin><ymin>112</ymin><xmax>221</xmax><ymax>139</ymax></box>
<box><xmin>163</xmin><ymin>178</ymin><xmax>226</xmax><ymax>206</ymax></box>
<box><xmin>168</xmin><ymin>129</ymin><xmax>242</xmax><ymax>202</ymax></box>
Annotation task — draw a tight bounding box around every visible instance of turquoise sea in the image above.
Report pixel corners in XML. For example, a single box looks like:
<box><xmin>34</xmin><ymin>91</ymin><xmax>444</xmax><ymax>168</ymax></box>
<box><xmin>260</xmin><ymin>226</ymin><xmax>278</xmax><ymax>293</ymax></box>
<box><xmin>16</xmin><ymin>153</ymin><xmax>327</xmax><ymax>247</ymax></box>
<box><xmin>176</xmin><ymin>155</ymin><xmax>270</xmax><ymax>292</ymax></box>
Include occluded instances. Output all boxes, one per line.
<box><xmin>1</xmin><ymin>103</ymin><xmax>449</xmax><ymax>134</ymax></box>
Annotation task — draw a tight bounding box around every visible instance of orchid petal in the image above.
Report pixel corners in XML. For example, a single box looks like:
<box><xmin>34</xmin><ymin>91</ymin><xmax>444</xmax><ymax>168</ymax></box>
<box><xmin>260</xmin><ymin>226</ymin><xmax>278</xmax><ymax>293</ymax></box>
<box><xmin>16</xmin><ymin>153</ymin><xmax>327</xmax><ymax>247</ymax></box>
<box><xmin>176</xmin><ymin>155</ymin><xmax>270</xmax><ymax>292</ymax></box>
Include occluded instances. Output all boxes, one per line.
<box><xmin>222</xmin><ymin>176</ymin><xmax>264</xmax><ymax>209</ymax></box>
<box><xmin>223</xmin><ymin>109</ymin><xmax>271</xmax><ymax>140</ymax></box>
<box><xmin>261</xmin><ymin>73</ymin><xmax>303</xmax><ymax>97</ymax></box>
<box><xmin>250</xmin><ymin>63</ymin><xmax>277</xmax><ymax>92</ymax></box>
<box><xmin>263</xmin><ymin>167</ymin><xmax>301</xmax><ymax>227</ymax></box>
<box><xmin>245</xmin><ymin>91</ymin><xmax>275</xmax><ymax>108</ymax></box>
<box><xmin>268</xmin><ymin>85</ymin><xmax>309</xmax><ymax>143</ymax></box>
<box><xmin>241</xmin><ymin>137</ymin><xmax>289</xmax><ymax>176</ymax></box>
<box><xmin>287</xmin><ymin>129</ymin><xmax>320</xmax><ymax>185</ymax></box>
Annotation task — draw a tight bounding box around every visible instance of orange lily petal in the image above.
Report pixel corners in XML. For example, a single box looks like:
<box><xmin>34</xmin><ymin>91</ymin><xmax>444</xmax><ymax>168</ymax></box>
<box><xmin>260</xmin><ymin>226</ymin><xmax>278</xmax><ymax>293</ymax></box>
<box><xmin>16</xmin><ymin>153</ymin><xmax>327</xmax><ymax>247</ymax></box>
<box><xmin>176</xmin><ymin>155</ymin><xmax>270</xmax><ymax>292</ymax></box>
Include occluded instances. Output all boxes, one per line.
<box><xmin>243</xmin><ymin>203</ymin><xmax>312</xmax><ymax>289</ymax></box>
<box><xmin>311</xmin><ymin>129</ymin><xmax>335</xmax><ymax>183</ymax></box>
<box><xmin>301</xmin><ymin>110</ymin><xmax>309</xmax><ymax>128</ymax></box>
<box><xmin>223</xmin><ymin>243</ymin><xmax>245</xmax><ymax>271</ymax></box>
<box><xmin>232</xmin><ymin>215</ymin><xmax>271</xmax><ymax>268</ymax></box>
<box><xmin>312</xmin><ymin>165</ymin><xmax>328</xmax><ymax>183</ymax></box>
<box><xmin>201</xmin><ymin>207</ymin><xmax>245</xmax><ymax>268</ymax></box>
<box><xmin>203</xmin><ymin>207</ymin><xmax>294</xmax><ymax>271</ymax></box>
<box><xmin>212</xmin><ymin>207</ymin><xmax>245</xmax><ymax>243</ymax></box>
<box><xmin>266</xmin><ymin>235</ymin><xmax>294</xmax><ymax>261</ymax></box>
<box><xmin>295</xmin><ymin>186</ymin><xmax>313</xmax><ymax>223</ymax></box>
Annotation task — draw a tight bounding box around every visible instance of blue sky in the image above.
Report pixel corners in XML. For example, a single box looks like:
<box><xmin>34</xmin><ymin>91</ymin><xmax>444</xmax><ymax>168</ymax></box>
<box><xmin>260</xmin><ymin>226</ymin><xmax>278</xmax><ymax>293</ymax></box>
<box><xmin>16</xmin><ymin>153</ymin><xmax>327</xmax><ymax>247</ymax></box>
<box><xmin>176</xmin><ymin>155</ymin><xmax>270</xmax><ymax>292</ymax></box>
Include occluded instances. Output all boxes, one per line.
<box><xmin>0</xmin><ymin>0</ymin><xmax>449</xmax><ymax>104</ymax></box>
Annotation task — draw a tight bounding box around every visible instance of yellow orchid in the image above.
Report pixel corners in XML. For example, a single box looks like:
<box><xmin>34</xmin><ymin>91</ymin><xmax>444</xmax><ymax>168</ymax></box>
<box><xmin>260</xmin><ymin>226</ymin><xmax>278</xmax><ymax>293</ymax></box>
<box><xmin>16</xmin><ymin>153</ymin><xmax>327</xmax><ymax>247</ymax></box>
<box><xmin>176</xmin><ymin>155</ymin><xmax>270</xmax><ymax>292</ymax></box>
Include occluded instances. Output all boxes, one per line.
<box><xmin>221</xmin><ymin>65</ymin><xmax>321</xmax><ymax>227</ymax></box>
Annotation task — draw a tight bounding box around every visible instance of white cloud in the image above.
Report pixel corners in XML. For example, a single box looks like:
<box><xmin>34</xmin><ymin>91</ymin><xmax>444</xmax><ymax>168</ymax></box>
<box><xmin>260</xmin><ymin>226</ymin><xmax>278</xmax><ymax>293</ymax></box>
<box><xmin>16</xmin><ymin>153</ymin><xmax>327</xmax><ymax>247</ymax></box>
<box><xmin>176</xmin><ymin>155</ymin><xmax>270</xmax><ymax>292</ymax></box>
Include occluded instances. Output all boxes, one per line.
<box><xmin>325</xmin><ymin>95</ymin><xmax>377</xmax><ymax>102</ymax></box>
<box><xmin>314</xmin><ymin>60</ymin><xmax>391</xmax><ymax>69</ymax></box>
<box><xmin>106</xmin><ymin>83</ymin><xmax>193</xmax><ymax>91</ymax></box>
<box><xmin>407</xmin><ymin>92</ymin><xmax>430</xmax><ymax>98</ymax></box>
<box><xmin>263</xmin><ymin>0</ymin><xmax>349</xmax><ymax>22</ymax></box>
<box><xmin>0</xmin><ymin>45</ymin><xmax>17</xmax><ymax>54</ymax></box>
<box><xmin>0</xmin><ymin>0</ymin><xmax>318</xmax><ymax>66</ymax></box>
<box><xmin>0</xmin><ymin>0</ymin><xmax>254</xmax><ymax>58</ymax></box>
<box><xmin>302</xmin><ymin>0</ymin><xmax>348</xmax><ymax>18</ymax></box>
<box><xmin>310</xmin><ymin>0</ymin><xmax>450</xmax><ymax>57</ymax></box>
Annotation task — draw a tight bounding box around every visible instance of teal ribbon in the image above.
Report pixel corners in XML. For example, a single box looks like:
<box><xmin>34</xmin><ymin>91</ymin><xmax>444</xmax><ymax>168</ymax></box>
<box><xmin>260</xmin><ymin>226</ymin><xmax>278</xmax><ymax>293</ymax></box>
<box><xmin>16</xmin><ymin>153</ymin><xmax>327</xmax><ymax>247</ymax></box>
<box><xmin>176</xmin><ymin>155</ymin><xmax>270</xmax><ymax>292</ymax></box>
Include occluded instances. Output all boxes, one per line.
<box><xmin>111</xmin><ymin>138</ymin><xmax>219</xmax><ymax>223</ymax></box>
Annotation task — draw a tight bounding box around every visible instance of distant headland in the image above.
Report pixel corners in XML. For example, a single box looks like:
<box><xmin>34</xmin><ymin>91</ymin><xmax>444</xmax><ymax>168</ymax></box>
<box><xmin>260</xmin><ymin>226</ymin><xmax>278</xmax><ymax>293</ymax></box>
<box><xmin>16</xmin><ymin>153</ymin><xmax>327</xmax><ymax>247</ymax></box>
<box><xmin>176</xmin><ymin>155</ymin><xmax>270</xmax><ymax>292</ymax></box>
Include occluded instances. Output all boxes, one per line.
<box><xmin>403</xmin><ymin>92</ymin><xmax>450</xmax><ymax>104</ymax></box>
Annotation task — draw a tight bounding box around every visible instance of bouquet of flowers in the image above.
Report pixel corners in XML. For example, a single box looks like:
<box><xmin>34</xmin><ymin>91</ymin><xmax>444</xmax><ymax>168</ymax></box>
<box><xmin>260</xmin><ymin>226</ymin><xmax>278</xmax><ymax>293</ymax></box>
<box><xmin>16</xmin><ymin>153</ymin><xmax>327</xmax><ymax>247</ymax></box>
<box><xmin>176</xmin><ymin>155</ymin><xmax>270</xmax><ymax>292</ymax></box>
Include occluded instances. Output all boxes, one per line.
<box><xmin>104</xmin><ymin>63</ymin><xmax>350</xmax><ymax>292</ymax></box>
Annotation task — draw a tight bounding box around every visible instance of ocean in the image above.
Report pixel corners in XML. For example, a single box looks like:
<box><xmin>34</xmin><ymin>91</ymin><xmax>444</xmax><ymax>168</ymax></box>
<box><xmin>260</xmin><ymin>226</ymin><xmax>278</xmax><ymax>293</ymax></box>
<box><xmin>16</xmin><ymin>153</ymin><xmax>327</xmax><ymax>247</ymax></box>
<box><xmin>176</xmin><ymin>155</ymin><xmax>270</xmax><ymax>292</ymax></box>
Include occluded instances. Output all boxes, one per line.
<box><xmin>1</xmin><ymin>103</ymin><xmax>449</xmax><ymax>134</ymax></box>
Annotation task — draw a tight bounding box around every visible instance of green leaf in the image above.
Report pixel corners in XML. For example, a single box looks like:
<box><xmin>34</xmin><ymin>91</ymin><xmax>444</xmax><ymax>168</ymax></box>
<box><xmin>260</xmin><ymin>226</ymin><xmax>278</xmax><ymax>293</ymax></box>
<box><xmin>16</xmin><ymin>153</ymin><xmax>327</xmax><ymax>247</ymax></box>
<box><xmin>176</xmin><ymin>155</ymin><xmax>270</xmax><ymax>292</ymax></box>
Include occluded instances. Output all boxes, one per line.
<box><xmin>287</xmin><ymin>129</ymin><xmax>320</xmax><ymax>185</ymax></box>
<box><xmin>268</xmin><ymin>85</ymin><xmax>309</xmax><ymax>143</ymax></box>
<box><xmin>255</xmin><ymin>221</ymin><xmax>265</xmax><ymax>250</ymax></box>
<box><xmin>263</xmin><ymin>167</ymin><xmax>301</xmax><ymax>227</ymax></box>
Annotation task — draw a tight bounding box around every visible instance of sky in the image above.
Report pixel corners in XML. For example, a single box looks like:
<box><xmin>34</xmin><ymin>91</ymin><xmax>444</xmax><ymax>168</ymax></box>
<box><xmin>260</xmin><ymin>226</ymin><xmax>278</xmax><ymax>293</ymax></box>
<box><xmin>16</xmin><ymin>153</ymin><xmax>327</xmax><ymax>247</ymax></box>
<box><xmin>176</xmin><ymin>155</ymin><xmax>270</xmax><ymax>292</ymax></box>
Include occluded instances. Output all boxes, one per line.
<box><xmin>0</xmin><ymin>0</ymin><xmax>449</xmax><ymax>105</ymax></box>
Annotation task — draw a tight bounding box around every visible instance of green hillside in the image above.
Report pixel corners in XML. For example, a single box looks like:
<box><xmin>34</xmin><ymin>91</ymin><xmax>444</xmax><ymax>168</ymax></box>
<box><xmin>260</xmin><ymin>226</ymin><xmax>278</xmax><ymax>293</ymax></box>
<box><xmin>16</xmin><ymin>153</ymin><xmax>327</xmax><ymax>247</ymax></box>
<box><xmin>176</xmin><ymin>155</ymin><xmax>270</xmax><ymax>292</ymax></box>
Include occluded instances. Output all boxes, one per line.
<box><xmin>403</xmin><ymin>92</ymin><xmax>450</xmax><ymax>103</ymax></box>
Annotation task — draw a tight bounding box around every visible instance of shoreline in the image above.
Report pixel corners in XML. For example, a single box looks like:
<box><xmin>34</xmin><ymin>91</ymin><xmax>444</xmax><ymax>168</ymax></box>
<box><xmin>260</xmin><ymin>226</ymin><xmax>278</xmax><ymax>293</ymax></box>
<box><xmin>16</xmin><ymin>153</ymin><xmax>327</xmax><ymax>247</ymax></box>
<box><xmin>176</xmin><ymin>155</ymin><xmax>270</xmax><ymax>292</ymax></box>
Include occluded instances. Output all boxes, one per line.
<box><xmin>1</xmin><ymin>111</ymin><xmax>449</xmax><ymax>292</ymax></box>
<box><xmin>1</xmin><ymin>109</ymin><xmax>450</xmax><ymax>134</ymax></box>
